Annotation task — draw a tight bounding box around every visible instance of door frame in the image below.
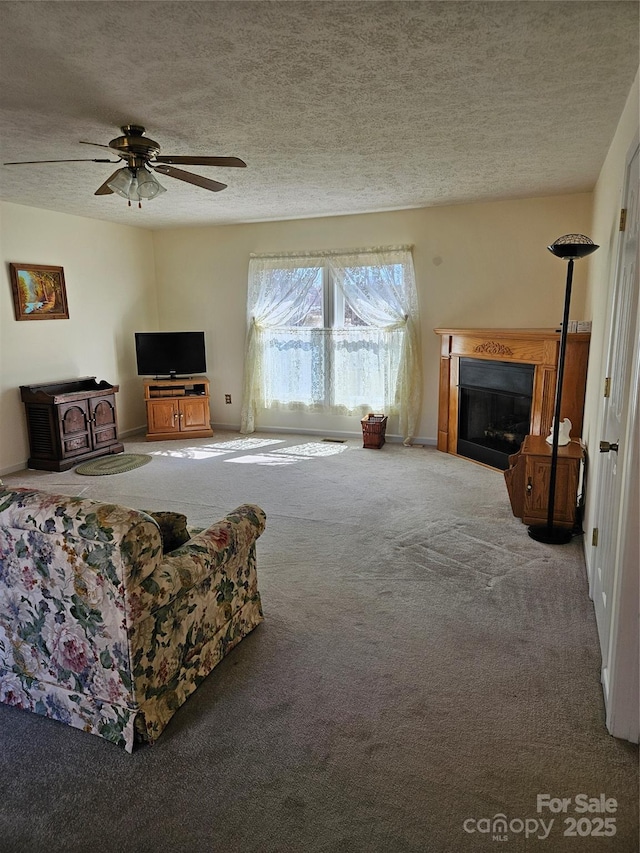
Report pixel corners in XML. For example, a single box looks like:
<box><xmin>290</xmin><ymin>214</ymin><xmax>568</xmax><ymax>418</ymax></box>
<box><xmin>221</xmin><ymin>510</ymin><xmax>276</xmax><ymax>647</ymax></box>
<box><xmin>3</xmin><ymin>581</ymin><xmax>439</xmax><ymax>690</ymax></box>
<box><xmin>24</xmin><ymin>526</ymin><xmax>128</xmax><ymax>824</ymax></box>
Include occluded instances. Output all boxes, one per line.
<box><xmin>588</xmin><ymin>134</ymin><xmax>639</xmax><ymax>742</ymax></box>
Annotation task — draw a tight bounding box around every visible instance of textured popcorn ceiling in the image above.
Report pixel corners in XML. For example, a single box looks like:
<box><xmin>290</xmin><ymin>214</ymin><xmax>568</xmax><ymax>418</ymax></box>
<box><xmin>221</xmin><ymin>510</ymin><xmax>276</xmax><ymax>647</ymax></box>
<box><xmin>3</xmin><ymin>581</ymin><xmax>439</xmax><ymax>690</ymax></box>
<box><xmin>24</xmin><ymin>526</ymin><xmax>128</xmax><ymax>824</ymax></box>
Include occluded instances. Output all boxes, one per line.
<box><xmin>0</xmin><ymin>1</ymin><xmax>637</xmax><ymax>229</ymax></box>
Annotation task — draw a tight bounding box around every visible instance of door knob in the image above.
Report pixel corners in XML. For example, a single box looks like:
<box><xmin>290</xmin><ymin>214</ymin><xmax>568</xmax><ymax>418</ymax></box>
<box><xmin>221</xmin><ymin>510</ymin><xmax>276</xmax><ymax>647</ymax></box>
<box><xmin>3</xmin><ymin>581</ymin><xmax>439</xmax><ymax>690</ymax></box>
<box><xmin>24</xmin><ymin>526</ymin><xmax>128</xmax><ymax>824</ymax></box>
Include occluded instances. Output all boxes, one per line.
<box><xmin>599</xmin><ymin>440</ymin><xmax>619</xmax><ymax>453</ymax></box>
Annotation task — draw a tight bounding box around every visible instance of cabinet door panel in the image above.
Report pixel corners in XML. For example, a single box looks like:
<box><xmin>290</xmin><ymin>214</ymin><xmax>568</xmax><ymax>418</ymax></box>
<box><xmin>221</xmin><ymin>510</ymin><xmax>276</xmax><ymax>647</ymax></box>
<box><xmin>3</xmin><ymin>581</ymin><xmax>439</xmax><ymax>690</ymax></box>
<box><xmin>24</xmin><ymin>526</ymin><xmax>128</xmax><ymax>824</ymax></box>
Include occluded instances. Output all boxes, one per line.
<box><xmin>91</xmin><ymin>396</ymin><xmax>116</xmax><ymax>427</ymax></box>
<box><xmin>58</xmin><ymin>401</ymin><xmax>91</xmax><ymax>457</ymax></box>
<box><xmin>147</xmin><ymin>399</ymin><xmax>180</xmax><ymax>434</ymax></box>
<box><xmin>92</xmin><ymin>426</ymin><xmax>118</xmax><ymax>447</ymax></box>
<box><xmin>180</xmin><ymin>398</ymin><xmax>210</xmax><ymax>431</ymax></box>
<box><xmin>525</xmin><ymin>457</ymin><xmax>576</xmax><ymax>524</ymax></box>
<box><xmin>90</xmin><ymin>395</ymin><xmax>118</xmax><ymax>447</ymax></box>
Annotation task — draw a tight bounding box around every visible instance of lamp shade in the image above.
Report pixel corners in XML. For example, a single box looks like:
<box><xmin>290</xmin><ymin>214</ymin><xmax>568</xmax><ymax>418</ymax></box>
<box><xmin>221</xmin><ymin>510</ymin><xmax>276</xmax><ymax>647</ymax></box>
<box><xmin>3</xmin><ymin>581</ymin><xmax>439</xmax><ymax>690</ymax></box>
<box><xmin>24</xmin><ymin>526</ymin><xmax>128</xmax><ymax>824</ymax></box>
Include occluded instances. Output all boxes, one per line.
<box><xmin>136</xmin><ymin>167</ymin><xmax>166</xmax><ymax>199</ymax></box>
<box><xmin>106</xmin><ymin>166</ymin><xmax>166</xmax><ymax>202</ymax></box>
<box><xmin>547</xmin><ymin>234</ymin><xmax>599</xmax><ymax>261</ymax></box>
<box><xmin>107</xmin><ymin>167</ymin><xmax>136</xmax><ymax>199</ymax></box>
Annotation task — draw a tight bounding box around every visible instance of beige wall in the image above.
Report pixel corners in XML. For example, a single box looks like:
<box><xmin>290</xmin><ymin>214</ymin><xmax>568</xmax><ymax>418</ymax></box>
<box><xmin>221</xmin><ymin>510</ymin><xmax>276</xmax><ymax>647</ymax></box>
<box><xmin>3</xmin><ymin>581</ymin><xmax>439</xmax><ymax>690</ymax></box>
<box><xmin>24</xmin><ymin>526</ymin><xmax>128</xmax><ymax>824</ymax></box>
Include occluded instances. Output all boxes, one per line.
<box><xmin>582</xmin><ymin>69</ymin><xmax>639</xmax><ymax>558</ymax></box>
<box><xmin>0</xmin><ymin>189</ymin><xmax>595</xmax><ymax>472</ymax></box>
<box><xmin>153</xmin><ymin>193</ymin><xmax>593</xmax><ymax>439</ymax></box>
<box><xmin>0</xmin><ymin>202</ymin><xmax>158</xmax><ymax>473</ymax></box>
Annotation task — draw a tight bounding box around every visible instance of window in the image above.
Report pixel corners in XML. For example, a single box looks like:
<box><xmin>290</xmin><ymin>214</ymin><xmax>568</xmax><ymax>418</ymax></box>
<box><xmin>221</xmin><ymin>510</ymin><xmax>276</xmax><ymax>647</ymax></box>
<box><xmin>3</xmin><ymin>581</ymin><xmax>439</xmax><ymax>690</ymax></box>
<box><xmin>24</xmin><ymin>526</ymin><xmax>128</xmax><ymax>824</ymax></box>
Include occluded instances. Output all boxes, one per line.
<box><xmin>241</xmin><ymin>247</ymin><xmax>421</xmax><ymax>443</ymax></box>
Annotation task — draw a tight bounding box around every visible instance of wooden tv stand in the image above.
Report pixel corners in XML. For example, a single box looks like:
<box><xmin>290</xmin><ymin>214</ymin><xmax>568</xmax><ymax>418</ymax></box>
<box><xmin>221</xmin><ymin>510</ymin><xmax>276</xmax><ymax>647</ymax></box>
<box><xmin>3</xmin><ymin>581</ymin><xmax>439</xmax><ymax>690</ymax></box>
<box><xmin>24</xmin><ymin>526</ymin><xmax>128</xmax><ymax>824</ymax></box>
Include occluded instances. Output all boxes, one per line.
<box><xmin>143</xmin><ymin>377</ymin><xmax>213</xmax><ymax>441</ymax></box>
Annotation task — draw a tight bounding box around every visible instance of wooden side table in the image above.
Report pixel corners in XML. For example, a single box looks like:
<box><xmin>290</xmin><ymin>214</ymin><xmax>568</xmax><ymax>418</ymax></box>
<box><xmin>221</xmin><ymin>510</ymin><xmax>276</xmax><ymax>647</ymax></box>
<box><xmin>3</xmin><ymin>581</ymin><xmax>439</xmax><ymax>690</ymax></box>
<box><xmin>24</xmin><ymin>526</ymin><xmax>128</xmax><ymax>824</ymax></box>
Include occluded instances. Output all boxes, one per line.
<box><xmin>504</xmin><ymin>435</ymin><xmax>584</xmax><ymax>529</ymax></box>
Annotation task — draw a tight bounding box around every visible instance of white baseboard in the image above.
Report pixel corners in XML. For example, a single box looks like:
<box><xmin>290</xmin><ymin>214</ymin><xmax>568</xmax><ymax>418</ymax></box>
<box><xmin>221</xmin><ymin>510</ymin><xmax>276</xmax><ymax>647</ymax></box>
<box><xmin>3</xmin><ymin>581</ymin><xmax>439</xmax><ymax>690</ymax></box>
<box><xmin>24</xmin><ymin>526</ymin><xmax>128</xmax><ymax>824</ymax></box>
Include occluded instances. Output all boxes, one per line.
<box><xmin>120</xmin><ymin>425</ymin><xmax>147</xmax><ymax>438</ymax></box>
<box><xmin>0</xmin><ymin>461</ymin><xmax>29</xmax><ymax>477</ymax></box>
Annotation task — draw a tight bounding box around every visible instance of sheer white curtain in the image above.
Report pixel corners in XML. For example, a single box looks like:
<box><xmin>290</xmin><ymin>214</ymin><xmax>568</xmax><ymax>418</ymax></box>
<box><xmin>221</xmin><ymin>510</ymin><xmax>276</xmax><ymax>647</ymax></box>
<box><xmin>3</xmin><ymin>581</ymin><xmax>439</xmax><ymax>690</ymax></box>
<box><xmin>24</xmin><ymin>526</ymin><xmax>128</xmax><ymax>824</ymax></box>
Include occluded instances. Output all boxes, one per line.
<box><xmin>240</xmin><ymin>246</ymin><xmax>422</xmax><ymax>443</ymax></box>
<box><xmin>327</xmin><ymin>247</ymin><xmax>421</xmax><ymax>442</ymax></box>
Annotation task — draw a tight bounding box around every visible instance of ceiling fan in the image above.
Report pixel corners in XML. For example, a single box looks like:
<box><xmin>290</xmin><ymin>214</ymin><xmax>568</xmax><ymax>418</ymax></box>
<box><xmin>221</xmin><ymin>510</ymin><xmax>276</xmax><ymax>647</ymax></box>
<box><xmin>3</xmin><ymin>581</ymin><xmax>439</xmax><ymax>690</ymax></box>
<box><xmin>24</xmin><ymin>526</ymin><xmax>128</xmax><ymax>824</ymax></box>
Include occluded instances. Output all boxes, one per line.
<box><xmin>3</xmin><ymin>124</ymin><xmax>247</xmax><ymax>207</ymax></box>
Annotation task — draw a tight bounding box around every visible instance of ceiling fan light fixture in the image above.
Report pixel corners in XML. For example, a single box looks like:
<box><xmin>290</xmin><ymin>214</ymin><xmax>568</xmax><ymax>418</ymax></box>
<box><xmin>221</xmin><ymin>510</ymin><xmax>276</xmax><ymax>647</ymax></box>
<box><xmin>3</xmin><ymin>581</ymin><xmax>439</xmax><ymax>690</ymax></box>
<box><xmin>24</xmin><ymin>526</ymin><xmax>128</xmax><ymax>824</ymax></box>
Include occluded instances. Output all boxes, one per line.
<box><xmin>107</xmin><ymin>167</ymin><xmax>136</xmax><ymax>198</ymax></box>
<box><xmin>106</xmin><ymin>166</ymin><xmax>166</xmax><ymax>206</ymax></box>
<box><xmin>136</xmin><ymin>166</ymin><xmax>166</xmax><ymax>200</ymax></box>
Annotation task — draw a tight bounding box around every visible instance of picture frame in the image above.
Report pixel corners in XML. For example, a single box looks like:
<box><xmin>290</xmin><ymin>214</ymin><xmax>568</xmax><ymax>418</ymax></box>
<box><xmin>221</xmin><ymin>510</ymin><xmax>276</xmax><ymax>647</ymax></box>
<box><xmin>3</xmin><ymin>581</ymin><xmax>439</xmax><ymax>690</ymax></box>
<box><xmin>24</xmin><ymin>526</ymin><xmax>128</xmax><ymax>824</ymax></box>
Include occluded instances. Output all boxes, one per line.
<box><xmin>9</xmin><ymin>262</ymin><xmax>69</xmax><ymax>321</ymax></box>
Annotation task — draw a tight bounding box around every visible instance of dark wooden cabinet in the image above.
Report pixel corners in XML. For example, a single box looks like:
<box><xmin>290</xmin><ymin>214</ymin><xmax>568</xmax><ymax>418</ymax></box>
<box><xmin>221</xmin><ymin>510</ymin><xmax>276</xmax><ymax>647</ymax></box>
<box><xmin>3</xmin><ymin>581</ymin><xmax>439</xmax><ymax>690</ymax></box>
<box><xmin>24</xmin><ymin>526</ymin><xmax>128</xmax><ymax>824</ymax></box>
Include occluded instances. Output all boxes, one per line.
<box><xmin>20</xmin><ymin>377</ymin><xmax>124</xmax><ymax>471</ymax></box>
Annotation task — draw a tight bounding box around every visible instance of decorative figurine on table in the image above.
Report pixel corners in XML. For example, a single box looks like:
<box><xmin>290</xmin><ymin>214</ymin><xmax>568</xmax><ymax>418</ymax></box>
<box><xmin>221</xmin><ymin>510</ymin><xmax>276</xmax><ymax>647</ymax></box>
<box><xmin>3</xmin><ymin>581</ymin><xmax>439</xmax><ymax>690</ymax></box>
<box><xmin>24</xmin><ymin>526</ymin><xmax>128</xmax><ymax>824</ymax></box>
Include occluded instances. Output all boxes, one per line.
<box><xmin>546</xmin><ymin>418</ymin><xmax>572</xmax><ymax>446</ymax></box>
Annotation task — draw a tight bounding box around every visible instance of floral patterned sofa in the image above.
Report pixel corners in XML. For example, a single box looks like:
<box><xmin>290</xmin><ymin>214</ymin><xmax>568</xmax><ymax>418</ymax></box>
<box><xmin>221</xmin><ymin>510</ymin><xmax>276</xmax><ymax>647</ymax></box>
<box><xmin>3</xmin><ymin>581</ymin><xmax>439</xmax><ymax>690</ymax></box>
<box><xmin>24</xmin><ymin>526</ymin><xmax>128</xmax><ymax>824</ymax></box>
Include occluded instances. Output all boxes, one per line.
<box><xmin>0</xmin><ymin>486</ymin><xmax>265</xmax><ymax>751</ymax></box>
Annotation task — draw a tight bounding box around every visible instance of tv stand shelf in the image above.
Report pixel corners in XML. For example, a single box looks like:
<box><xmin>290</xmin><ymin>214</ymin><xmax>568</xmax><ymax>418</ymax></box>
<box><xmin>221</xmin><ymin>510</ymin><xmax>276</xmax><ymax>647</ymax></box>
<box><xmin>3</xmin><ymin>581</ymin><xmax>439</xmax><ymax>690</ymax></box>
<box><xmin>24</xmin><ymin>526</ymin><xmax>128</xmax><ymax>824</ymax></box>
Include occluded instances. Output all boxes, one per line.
<box><xmin>143</xmin><ymin>376</ymin><xmax>213</xmax><ymax>441</ymax></box>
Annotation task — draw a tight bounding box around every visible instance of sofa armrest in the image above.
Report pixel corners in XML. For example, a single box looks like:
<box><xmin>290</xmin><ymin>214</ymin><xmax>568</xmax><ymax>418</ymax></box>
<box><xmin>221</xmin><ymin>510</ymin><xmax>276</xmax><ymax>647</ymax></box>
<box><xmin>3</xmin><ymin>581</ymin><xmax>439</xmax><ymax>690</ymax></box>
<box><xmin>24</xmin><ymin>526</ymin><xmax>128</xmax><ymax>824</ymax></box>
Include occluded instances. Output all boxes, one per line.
<box><xmin>125</xmin><ymin>504</ymin><xmax>266</xmax><ymax>621</ymax></box>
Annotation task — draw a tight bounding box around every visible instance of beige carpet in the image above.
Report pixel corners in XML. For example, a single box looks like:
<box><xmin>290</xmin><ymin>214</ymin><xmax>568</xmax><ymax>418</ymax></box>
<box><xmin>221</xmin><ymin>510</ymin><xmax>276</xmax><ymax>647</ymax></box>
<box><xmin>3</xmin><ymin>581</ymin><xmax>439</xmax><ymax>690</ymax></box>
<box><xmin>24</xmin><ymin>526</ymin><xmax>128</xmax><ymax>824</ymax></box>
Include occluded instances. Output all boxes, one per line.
<box><xmin>1</xmin><ymin>431</ymin><xmax>637</xmax><ymax>852</ymax></box>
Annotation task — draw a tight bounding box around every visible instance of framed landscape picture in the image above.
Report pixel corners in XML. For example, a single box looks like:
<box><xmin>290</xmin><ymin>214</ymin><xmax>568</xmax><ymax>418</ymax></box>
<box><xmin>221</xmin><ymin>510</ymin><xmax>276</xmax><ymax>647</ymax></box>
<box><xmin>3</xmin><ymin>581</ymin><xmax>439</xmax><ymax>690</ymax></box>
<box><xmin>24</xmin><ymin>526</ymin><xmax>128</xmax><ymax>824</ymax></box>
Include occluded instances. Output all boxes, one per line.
<box><xmin>9</xmin><ymin>262</ymin><xmax>69</xmax><ymax>320</ymax></box>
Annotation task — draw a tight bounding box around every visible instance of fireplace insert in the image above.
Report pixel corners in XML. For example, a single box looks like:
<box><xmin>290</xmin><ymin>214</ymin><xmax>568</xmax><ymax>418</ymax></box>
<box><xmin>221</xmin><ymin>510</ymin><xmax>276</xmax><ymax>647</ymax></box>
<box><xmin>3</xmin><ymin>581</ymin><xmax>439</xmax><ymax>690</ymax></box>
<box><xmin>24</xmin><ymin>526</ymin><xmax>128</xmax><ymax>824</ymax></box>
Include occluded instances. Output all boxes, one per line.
<box><xmin>457</xmin><ymin>358</ymin><xmax>534</xmax><ymax>469</ymax></box>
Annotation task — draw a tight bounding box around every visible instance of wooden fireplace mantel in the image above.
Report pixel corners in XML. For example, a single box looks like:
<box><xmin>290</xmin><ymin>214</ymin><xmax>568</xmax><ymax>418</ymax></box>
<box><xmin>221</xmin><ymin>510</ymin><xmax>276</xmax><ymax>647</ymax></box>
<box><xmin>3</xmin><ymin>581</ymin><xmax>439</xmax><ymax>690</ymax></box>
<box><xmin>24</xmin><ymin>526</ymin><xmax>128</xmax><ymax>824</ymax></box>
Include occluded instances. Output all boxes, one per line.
<box><xmin>434</xmin><ymin>328</ymin><xmax>590</xmax><ymax>456</ymax></box>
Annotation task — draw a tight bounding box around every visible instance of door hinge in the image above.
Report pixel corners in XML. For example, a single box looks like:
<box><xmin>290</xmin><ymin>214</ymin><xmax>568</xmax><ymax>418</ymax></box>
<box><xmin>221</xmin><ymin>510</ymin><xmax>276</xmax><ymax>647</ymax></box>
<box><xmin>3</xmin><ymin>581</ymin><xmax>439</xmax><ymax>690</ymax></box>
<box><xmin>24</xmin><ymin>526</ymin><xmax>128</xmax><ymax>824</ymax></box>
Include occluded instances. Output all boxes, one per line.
<box><xmin>604</xmin><ymin>376</ymin><xmax>611</xmax><ymax>398</ymax></box>
<box><xmin>592</xmin><ymin>528</ymin><xmax>599</xmax><ymax>547</ymax></box>
<box><xmin>619</xmin><ymin>208</ymin><xmax>627</xmax><ymax>231</ymax></box>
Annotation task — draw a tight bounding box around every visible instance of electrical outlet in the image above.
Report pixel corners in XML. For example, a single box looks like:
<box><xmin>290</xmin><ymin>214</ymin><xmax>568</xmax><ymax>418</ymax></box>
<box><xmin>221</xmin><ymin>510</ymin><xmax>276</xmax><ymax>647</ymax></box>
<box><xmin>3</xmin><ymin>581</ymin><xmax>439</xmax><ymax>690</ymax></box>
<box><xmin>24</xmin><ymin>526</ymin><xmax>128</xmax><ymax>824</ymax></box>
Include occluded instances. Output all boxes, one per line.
<box><xmin>225</xmin><ymin>394</ymin><xmax>232</xmax><ymax>404</ymax></box>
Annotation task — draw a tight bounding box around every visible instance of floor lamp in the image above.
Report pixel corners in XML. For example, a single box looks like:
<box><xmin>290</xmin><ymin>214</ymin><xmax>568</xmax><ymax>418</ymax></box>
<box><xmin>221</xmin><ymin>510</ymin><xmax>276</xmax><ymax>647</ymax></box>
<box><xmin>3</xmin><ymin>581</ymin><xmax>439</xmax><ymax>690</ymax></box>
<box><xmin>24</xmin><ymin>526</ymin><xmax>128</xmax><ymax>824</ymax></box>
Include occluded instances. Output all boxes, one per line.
<box><xmin>528</xmin><ymin>234</ymin><xmax>599</xmax><ymax>545</ymax></box>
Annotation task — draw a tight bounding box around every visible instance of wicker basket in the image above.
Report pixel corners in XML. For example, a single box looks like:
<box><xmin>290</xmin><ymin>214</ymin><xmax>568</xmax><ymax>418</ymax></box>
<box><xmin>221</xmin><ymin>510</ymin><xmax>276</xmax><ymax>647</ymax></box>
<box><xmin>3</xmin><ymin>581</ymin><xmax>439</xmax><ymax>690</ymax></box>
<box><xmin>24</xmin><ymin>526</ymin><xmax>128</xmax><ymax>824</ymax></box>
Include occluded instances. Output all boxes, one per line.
<box><xmin>361</xmin><ymin>413</ymin><xmax>388</xmax><ymax>449</ymax></box>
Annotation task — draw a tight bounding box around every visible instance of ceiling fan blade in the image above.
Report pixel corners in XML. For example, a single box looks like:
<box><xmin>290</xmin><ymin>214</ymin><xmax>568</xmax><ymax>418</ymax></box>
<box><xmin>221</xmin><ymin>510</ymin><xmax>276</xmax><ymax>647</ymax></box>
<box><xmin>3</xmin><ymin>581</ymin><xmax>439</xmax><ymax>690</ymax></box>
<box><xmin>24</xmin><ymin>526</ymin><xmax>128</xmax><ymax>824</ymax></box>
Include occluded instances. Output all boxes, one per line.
<box><xmin>153</xmin><ymin>163</ymin><xmax>227</xmax><ymax>192</ymax></box>
<box><xmin>154</xmin><ymin>155</ymin><xmax>246</xmax><ymax>168</ymax></box>
<box><xmin>79</xmin><ymin>140</ymin><xmax>114</xmax><ymax>151</ymax></box>
<box><xmin>4</xmin><ymin>158</ymin><xmax>118</xmax><ymax>165</ymax></box>
<box><xmin>94</xmin><ymin>170</ymin><xmax>122</xmax><ymax>195</ymax></box>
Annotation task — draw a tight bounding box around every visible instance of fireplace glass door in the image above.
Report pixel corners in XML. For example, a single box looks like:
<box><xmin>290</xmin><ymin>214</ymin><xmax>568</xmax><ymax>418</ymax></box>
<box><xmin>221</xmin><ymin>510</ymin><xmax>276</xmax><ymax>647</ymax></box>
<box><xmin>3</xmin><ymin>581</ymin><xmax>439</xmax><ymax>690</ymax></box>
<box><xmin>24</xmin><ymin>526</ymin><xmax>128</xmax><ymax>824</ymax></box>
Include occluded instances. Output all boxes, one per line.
<box><xmin>457</xmin><ymin>358</ymin><xmax>534</xmax><ymax>469</ymax></box>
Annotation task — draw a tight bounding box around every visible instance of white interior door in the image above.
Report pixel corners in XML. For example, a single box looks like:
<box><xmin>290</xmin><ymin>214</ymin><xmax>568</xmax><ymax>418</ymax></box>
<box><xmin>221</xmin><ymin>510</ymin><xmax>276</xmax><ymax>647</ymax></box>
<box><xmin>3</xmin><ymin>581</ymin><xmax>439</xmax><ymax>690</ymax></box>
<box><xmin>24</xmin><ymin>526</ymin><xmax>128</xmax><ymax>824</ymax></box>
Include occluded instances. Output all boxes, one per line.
<box><xmin>591</xmin><ymin>139</ymin><xmax>639</xmax><ymax>740</ymax></box>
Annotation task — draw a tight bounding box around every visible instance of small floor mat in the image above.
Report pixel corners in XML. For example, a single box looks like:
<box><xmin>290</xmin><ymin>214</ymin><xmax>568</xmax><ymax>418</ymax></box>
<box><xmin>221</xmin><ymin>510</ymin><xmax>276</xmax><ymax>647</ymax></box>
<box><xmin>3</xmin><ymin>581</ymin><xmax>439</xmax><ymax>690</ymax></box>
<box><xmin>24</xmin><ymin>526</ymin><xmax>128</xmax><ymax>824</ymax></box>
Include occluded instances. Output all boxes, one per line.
<box><xmin>75</xmin><ymin>454</ymin><xmax>152</xmax><ymax>476</ymax></box>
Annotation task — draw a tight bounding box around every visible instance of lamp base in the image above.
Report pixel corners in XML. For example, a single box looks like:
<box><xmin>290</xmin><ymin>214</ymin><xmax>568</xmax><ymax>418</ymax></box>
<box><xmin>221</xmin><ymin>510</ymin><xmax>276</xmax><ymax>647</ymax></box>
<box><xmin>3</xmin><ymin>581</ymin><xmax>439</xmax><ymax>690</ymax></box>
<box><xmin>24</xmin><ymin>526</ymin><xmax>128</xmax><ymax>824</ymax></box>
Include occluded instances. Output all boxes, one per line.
<box><xmin>527</xmin><ymin>524</ymin><xmax>573</xmax><ymax>545</ymax></box>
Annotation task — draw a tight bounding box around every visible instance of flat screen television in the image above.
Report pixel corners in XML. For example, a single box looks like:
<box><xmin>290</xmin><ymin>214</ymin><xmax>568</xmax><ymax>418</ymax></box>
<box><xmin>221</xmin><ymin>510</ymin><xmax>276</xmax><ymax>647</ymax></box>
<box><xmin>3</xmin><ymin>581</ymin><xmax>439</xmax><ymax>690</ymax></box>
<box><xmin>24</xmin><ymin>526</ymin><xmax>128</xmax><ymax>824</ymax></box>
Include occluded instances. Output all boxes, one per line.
<box><xmin>135</xmin><ymin>331</ymin><xmax>207</xmax><ymax>378</ymax></box>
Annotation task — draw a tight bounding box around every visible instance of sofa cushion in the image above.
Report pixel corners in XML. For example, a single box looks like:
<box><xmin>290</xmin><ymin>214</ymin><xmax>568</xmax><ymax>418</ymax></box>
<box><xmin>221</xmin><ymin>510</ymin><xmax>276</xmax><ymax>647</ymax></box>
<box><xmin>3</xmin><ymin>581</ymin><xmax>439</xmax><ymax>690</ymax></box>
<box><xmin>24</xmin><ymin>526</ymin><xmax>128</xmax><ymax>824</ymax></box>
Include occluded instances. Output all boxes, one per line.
<box><xmin>146</xmin><ymin>511</ymin><xmax>190</xmax><ymax>553</ymax></box>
